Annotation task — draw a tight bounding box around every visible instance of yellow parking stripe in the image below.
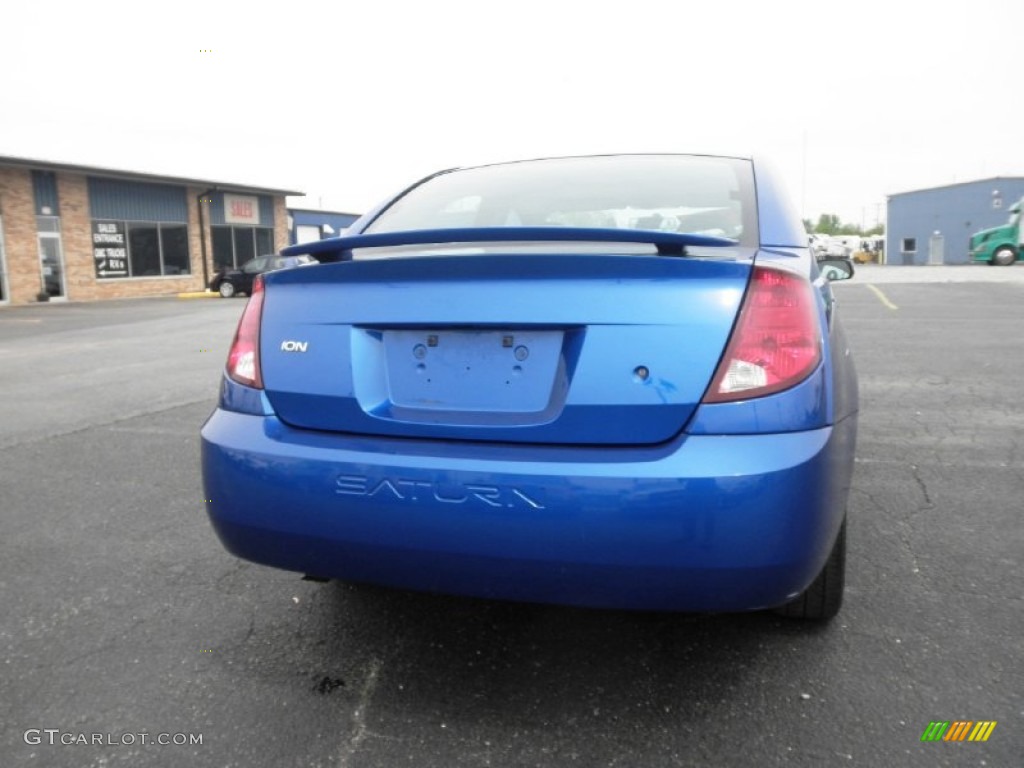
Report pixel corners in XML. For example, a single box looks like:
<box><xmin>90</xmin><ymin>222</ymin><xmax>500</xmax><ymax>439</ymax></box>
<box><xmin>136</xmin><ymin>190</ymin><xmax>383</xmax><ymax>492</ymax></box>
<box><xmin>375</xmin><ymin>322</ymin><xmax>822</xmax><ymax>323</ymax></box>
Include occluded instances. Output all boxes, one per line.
<box><xmin>865</xmin><ymin>284</ymin><xmax>898</xmax><ymax>310</ymax></box>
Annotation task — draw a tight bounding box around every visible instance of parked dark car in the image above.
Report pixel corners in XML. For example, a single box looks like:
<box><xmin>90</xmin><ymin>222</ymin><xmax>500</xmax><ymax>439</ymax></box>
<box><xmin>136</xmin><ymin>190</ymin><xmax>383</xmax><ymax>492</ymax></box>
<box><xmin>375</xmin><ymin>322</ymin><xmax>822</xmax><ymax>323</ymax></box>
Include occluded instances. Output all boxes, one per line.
<box><xmin>202</xmin><ymin>153</ymin><xmax>859</xmax><ymax>619</ymax></box>
<box><xmin>209</xmin><ymin>254</ymin><xmax>316</xmax><ymax>297</ymax></box>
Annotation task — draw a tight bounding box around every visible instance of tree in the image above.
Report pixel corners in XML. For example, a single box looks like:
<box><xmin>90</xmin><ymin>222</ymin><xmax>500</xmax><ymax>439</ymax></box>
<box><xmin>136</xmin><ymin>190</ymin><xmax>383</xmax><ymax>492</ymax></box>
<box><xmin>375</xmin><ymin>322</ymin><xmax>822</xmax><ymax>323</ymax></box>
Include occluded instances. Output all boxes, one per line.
<box><xmin>814</xmin><ymin>214</ymin><xmax>842</xmax><ymax>235</ymax></box>
<box><xmin>809</xmin><ymin>214</ymin><xmax>884</xmax><ymax>237</ymax></box>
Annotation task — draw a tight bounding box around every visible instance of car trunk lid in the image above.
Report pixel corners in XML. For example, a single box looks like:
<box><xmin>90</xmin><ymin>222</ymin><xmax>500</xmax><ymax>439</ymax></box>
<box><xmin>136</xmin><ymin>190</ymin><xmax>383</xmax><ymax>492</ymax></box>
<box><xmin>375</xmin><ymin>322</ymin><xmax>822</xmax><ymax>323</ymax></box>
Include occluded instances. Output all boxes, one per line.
<box><xmin>259</xmin><ymin>250</ymin><xmax>752</xmax><ymax>445</ymax></box>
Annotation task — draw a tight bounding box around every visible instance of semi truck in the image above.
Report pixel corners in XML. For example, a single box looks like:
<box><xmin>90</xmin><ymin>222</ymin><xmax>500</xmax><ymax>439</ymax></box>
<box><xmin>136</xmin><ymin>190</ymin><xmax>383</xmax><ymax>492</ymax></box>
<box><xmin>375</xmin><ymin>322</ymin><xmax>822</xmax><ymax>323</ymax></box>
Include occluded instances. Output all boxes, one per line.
<box><xmin>970</xmin><ymin>198</ymin><xmax>1022</xmax><ymax>265</ymax></box>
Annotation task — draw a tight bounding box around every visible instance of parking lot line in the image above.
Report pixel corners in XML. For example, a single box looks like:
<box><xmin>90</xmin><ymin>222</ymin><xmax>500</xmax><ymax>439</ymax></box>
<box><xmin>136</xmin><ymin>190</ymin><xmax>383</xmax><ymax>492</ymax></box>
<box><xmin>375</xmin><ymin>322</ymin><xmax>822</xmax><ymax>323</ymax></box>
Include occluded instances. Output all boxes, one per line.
<box><xmin>864</xmin><ymin>284</ymin><xmax>899</xmax><ymax>310</ymax></box>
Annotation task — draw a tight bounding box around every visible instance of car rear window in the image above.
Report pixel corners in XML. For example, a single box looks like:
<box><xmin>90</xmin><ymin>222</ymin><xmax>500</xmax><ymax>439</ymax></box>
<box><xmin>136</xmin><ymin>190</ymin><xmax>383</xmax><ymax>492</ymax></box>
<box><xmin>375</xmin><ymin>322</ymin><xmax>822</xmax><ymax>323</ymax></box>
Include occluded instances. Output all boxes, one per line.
<box><xmin>364</xmin><ymin>155</ymin><xmax>758</xmax><ymax>249</ymax></box>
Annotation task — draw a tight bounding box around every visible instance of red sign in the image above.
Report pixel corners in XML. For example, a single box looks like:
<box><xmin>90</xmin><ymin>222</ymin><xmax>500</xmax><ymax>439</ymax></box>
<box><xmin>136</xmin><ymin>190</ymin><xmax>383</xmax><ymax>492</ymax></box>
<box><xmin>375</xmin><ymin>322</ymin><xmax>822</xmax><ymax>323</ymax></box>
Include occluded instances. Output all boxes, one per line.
<box><xmin>223</xmin><ymin>194</ymin><xmax>259</xmax><ymax>225</ymax></box>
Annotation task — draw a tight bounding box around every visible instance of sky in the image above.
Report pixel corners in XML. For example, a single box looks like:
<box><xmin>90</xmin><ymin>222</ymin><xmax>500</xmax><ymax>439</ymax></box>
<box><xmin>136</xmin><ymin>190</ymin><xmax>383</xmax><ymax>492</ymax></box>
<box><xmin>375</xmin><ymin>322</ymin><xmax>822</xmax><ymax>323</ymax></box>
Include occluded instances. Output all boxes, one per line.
<box><xmin>3</xmin><ymin>1</ymin><xmax>1022</xmax><ymax>230</ymax></box>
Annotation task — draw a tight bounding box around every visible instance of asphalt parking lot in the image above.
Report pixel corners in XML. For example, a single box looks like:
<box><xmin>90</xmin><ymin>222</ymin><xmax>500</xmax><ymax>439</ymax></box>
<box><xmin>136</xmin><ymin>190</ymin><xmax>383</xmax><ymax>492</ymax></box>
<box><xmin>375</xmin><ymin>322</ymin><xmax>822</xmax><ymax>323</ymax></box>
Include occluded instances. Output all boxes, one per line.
<box><xmin>2</xmin><ymin>266</ymin><xmax>1022</xmax><ymax>767</ymax></box>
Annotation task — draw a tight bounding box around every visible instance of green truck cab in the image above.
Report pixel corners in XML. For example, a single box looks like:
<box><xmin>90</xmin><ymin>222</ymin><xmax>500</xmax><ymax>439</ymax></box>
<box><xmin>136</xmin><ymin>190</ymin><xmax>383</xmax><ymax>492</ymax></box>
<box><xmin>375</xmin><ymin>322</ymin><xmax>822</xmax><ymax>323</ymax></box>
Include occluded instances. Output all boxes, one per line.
<box><xmin>970</xmin><ymin>199</ymin><xmax>1022</xmax><ymax>265</ymax></box>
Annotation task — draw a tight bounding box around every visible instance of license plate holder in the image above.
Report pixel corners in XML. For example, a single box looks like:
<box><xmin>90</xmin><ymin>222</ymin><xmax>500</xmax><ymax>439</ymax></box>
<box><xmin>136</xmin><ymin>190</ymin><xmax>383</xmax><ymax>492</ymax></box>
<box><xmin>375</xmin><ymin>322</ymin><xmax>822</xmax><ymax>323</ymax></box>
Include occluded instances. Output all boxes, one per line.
<box><xmin>382</xmin><ymin>329</ymin><xmax>563</xmax><ymax>412</ymax></box>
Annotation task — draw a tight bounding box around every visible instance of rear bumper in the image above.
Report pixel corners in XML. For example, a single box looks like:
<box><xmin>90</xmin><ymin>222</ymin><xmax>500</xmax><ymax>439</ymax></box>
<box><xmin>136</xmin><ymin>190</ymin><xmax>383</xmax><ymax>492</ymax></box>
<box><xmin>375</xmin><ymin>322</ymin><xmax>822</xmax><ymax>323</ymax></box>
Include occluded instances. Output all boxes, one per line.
<box><xmin>201</xmin><ymin>409</ymin><xmax>856</xmax><ymax>612</ymax></box>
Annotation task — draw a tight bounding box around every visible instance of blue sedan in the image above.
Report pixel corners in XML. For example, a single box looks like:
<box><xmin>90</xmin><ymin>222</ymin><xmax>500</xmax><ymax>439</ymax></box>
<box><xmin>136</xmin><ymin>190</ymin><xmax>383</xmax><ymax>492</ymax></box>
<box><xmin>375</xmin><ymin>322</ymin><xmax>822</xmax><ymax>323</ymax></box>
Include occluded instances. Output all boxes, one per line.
<box><xmin>201</xmin><ymin>154</ymin><xmax>858</xmax><ymax>619</ymax></box>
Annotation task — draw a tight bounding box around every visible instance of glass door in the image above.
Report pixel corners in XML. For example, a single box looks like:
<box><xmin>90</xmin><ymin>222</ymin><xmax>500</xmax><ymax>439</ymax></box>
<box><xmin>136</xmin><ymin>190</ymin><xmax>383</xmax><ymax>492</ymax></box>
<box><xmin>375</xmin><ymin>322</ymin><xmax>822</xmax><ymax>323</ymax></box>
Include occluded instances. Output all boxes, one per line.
<box><xmin>39</xmin><ymin>232</ymin><xmax>67</xmax><ymax>299</ymax></box>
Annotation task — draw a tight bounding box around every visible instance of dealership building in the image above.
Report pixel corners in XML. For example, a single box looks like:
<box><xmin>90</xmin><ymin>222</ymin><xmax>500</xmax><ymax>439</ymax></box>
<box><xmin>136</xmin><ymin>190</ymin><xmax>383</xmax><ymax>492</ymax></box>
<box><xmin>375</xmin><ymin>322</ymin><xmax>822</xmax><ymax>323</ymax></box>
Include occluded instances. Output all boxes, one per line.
<box><xmin>886</xmin><ymin>177</ymin><xmax>1024</xmax><ymax>265</ymax></box>
<box><xmin>0</xmin><ymin>155</ymin><xmax>302</xmax><ymax>305</ymax></box>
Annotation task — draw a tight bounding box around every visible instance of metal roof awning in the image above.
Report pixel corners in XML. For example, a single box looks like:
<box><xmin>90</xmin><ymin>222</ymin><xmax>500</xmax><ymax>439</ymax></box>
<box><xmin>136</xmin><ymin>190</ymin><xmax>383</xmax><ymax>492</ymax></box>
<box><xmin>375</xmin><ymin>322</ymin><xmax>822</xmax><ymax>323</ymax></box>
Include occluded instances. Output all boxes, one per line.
<box><xmin>0</xmin><ymin>154</ymin><xmax>303</xmax><ymax>197</ymax></box>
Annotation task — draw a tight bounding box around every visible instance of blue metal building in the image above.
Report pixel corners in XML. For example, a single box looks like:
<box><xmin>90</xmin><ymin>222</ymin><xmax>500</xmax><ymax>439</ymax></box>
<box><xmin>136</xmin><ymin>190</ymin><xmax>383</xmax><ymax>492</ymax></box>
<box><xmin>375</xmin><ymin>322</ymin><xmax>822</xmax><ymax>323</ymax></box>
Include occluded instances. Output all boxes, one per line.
<box><xmin>288</xmin><ymin>208</ymin><xmax>361</xmax><ymax>245</ymax></box>
<box><xmin>886</xmin><ymin>177</ymin><xmax>1024</xmax><ymax>265</ymax></box>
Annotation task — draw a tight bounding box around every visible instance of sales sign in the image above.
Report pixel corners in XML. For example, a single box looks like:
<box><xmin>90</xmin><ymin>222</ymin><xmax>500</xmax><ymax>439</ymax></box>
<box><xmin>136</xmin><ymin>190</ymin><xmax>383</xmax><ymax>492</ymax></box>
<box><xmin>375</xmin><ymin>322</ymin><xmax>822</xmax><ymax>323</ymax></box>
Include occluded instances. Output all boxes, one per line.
<box><xmin>92</xmin><ymin>220</ymin><xmax>128</xmax><ymax>278</ymax></box>
<box><xmin>224</xmin><ymin>194</ymin><xmax>260</xmax><ymax>225</ymax></box>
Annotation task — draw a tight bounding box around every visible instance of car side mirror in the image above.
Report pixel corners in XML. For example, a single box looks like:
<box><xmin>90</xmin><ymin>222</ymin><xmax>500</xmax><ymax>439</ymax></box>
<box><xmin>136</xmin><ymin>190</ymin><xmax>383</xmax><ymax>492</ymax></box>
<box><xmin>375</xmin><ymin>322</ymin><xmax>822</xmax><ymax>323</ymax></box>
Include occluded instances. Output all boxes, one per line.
<box><xmin>819</xmin><ymin>259</ymin><xmax>854</xmax><ymax>281</ymax></box>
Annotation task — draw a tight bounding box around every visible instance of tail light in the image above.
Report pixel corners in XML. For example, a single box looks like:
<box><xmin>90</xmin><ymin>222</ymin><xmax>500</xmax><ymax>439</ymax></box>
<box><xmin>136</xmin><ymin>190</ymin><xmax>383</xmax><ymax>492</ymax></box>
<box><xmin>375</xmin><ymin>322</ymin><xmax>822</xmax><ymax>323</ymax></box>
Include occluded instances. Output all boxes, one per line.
<box><xmin>703</xmin><ymin>265</ymin><xmax>821</xmax><ymax>403</ymax></box>
<box><xmin>226</xmin><ymin>275</ymin><xmax>265</xmax><ymax>389</ymax></box>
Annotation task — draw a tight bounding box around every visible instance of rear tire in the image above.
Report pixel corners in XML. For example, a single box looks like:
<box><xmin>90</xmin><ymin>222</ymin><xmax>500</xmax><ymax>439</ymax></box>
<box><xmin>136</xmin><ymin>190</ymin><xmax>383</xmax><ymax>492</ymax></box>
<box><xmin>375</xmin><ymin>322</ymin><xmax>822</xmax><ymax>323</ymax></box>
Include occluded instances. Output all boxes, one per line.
<box><xmin>992</xmin><ymin>246</ymin><xmax>1017</xmax><ymax>266</ymax></box>
<box><xmin>219</xmin><ymin>281</ymin><xmax>236</xmax><ymax>298</ymax></box>
<box><xmin>773</xmin><ymin>518</ymin><xmax>846</xmax><ymax>620</ymax></box>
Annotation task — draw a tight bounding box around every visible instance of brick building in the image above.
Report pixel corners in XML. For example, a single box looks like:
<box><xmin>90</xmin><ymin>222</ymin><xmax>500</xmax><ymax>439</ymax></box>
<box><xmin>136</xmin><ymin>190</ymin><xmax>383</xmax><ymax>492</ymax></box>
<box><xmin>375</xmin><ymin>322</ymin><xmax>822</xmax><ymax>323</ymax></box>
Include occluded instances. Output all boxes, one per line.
<box><xmin>0</xmin><ymin>155</ymin><xmax>300</xmax><ymax>304</ymax></box>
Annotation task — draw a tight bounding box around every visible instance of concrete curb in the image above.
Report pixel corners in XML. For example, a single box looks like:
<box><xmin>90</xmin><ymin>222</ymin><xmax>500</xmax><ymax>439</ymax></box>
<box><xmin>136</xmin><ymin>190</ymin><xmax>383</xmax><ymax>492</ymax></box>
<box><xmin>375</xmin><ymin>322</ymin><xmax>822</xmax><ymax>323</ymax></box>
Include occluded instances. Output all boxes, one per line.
<box><xmin>177</xmin><ymin>291</ymin><xmax>219</xmax><ymax>299</ymax></box>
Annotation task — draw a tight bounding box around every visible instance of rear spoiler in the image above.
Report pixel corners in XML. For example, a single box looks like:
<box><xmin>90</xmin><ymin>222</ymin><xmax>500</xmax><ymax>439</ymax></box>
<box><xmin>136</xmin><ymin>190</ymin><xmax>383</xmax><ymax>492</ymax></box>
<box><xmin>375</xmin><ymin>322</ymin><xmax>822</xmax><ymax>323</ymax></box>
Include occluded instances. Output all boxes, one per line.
<box><xmin>280</xmin><ymin>226</ymin><xmax>736</xmax><ymax>261</ymax></box>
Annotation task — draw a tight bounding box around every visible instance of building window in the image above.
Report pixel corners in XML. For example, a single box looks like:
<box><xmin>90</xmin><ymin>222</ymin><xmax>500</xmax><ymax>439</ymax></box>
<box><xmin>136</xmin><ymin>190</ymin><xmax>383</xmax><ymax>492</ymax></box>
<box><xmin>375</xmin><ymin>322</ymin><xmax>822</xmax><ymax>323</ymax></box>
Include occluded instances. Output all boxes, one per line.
<box><xmin>211</xmin><ymin>227</ymin><xmax>233</xmax><ymax>271</ymax></box>
<box><xmin>161</xmin><ymin>225</ymin><xmax>190</xmax><ymax>274</ymax></box>
<box><xmin>129</xmin><ymin>224</ymin><xmax>161</xmax><ymax>276</ymax></box>
<box><xmin>93</xmin><ymin>219</ymin><xmax>191</xmax><ymax>279</ymax></box>
<box><xmin>233</xmin><ymin>226</ymin><xmax>256</xmax><ymax>267</ymax></box>
<box><xmin>212</xmin><ymin>225</ymin><xmax>275</xmax><ymax>269</ymax></box>
<box><xmin>37</xmin><ymin>215</ymin><xmax>61</xmax><ymax>233</ymax></box>
<box><xmin>256</xmin><ymin>227</ymin><xmax>274</xmax><ymax>255</ymax></box>
<box><xmin>901</xmin><ymin>238</ymin><xmax>916</xmax><ymax>253</ymax></box>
